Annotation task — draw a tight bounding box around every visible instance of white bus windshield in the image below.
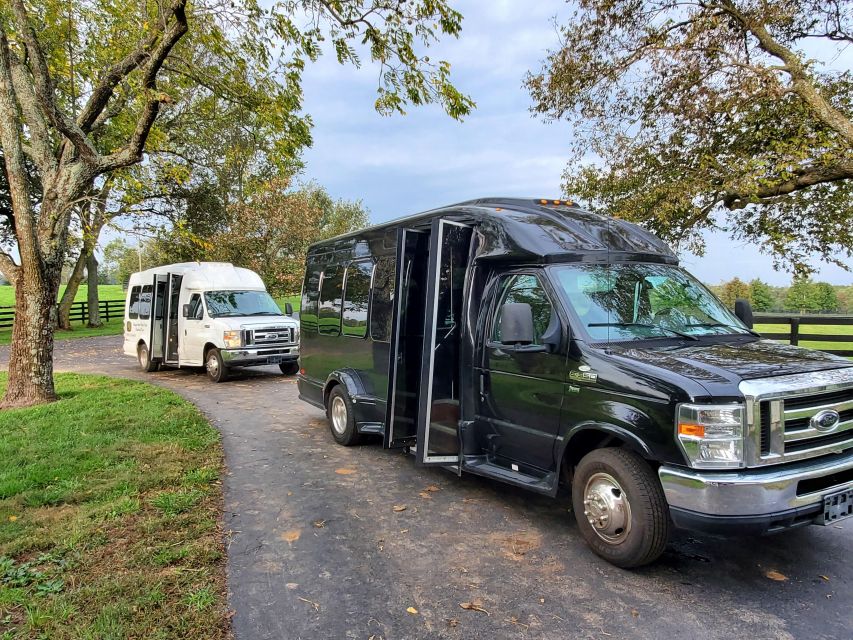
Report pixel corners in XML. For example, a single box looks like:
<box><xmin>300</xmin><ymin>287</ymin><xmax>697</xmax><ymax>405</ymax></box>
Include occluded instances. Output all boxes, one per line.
<box><xmin>204</xmin><ymin>290</ymin><xmax>282</xmax><ymax>318</ymax></box>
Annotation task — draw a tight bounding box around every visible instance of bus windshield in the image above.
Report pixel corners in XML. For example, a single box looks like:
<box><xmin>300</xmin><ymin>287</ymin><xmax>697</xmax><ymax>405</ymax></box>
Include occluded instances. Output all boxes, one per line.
<box><xmin>552</xmin><ymin>263</ymin><xmax>751</xmax><ymax>341</ymax></box>
<box><xmin>204</xmin><ymin>290</ymin><xmax>282</xmax><ymax>318</ymax></box>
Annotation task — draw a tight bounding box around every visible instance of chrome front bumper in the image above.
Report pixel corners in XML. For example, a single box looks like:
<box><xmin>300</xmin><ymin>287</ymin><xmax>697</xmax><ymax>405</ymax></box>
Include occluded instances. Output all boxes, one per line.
<box><xmin>659</xmin><ymin>450</ymin><xmax>853</xmax><ymax>517</ymax></box>
<box><xmin>221</xmin><ymin>345</ymin><xmax>298</xmax><ymax>365</ymax></box>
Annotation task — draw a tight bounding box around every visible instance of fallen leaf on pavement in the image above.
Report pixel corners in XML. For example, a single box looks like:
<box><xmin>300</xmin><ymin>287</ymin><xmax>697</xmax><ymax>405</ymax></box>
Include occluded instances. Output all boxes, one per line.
<box><xmin>281</xmin><ymin>529</ymin><xmax>301</xmax><ymax>544</ymax></box>
<box><xmin>335</xmin><ymin>468</ymin><xmax>356</xmax><ymax>475</ymax></box>
<box><xmin>765</xmin><ymin>570</ymin><xmax>788</xmax><ymax>581</ymax></box>
<box><xmin>819</xmin><ymin>575</ymin><xmax>830</xmax><ymax>581</ymax></box>
<box><xmin>407</xmin><ymin>606</ymin><xmax>418</xmax><ymax>615</ymax></box>
<box><xmin>313</xmin><ymin>519</ymin><xmax>326</xmax><ymax>528</ymax></box>
<box><xmin>298</xmin><ymin>596</ymin><xmax>320</xmax><ymax>612</ymax></box>
<box><xmin>393</xmin><ymin>505</ymin><xmax>407</xmax><ymax>512</ymax></box>
<box><xmin>460</xmin><ymin>600</ymin><xmax>489</xmax><ymax>615</ymax></box>
<box><xmin>424</xmin><ymin>485</ymin><xmax>440</xmax><ymax>492</ymax></box>
<box><xmin>418</xmin><ymin>491</ymin><xmax>432</xmax><ymax>499</ymax></box>
<box><xmin>285</xmin><ymin>583</ymin><xmax>298</xmax><ymax>590</ymax></box>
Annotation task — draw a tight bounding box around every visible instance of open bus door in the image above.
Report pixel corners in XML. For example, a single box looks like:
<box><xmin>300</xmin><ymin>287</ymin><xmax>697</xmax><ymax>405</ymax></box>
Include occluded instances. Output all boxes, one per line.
<box><xmin>148</xmin><ymin>274</ymin><xmax>168</xmax><ymax>362</ymax></box>
<box><xmin>416</xmin><ymin>219</ymin><xmax>473</xmax><ymax>466</ymax></box>
<box><xmin>384</xmin><ymin>228</ymin><xmax>429</xmax><ymax>448</ymax></box>
<box><xmin>164</xmin><ymin>274</ymin><xmax>183</xmax><ymax>364</ymax></box>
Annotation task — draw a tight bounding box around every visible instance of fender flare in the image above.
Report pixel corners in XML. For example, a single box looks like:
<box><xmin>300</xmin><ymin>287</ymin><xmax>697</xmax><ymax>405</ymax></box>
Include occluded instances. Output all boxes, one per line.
<box><xmin>556</xmin><ymin>422</ymin><xmax>655</xmax><ymax>474</ymax></box>
<box><xmin>323</xmin><ymin>369</ymin><xmax>368</xmax><ymax>405</ymax></box>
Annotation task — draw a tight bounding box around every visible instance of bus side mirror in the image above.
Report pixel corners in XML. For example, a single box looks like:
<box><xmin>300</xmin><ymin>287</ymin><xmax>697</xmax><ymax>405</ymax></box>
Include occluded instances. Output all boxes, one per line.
<box><xmin>734</xmin><ymin>298</ymin><xmax>754</xmax><ymax>329</ymax></box>
<box><xmin>182</xmin><ymin>304</ymin><xmax>190</xmax><ymax>318</ymax></box>
<box><xmin>500</xmin><ymin>303</ymin><xmax>535</xmax><ymax>345</ymax></box>
<box><xmin>285</xmin><ymin>302</ymin><xmax>294</xmax><ymax>316</ymax></box>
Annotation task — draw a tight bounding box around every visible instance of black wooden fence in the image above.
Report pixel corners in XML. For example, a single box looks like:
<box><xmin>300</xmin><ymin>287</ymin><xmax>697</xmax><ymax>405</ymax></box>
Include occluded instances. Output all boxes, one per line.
<box><xmin>754</xmin><ymin>313</ymin><xmax>853</xmax><ymax>357</ymax></box>
<box><xmin>0</xmin><ymin>299</ymin><xmax>125</xmax><ymax>329</ymax></box>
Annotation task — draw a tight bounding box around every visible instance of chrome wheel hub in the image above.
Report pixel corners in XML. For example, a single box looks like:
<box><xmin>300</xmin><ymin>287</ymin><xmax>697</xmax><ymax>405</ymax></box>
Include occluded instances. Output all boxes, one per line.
<box><xmin>583</xmin><ymin>472</ymin><xmax>631</xmax><ymax>543</ymax></box>
<box><xmin>206</xmin><ymin>354</ymin><xmax>219</xmax><ymax>376</ymax></box>
<box><xmin>331</xmin><ymin>396</ymin><xmax>347</xmax><ymax>435</ymax></box>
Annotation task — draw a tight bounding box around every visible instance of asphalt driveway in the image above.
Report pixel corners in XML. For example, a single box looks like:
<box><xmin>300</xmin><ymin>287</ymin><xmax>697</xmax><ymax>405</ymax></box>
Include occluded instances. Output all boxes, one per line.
<box><xmin>4</xmin><ymin>335</ymin><xmax>852</xmax><ymax>639</ymax></box>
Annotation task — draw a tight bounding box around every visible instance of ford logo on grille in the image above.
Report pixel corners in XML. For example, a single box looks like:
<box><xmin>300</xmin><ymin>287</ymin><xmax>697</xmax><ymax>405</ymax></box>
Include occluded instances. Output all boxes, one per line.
<box><xmin>267</xmin><ymin>333</ymin><xmax>278</xmax><ymax>339</ymax></box>
<box><xmin>811</xmin><ymin>409</ymin><xmax>841</xmax><ymax>433</ymax></box>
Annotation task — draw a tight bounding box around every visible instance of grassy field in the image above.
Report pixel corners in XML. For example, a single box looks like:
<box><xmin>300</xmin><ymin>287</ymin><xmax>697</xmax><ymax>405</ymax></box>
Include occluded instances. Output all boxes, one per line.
<box><xmin>755</xmin><ymin>322</ymin><xmax>853</xmax><ymax>354</ymax></box>
<box><xmin>0</xmin><ymin>285</ymin><xmax>125</xmax><ymax>308</ymax></box>
<box><xmin>0</xmin><ymin>290</ymin><xmax>300</xmax><ymax>346</ymax></box>
<box><xmin>0</xmin><ymin>373</ymin><xmax>228</xmax><ymax>639</ymax></box>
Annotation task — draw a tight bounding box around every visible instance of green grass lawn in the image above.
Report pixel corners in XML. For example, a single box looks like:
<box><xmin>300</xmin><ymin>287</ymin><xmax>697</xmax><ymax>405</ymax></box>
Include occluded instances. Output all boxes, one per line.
<box><xmin>0</xmin><ymin>373</ymin><xmax>228</xmax><ymax>639</ymax></box>
<box><xmin>0</xmin><ymin>285</ymin><xmax>125</xmax><ymax>308</ymax></box>
<box><xmin>755</xmin><ymin>322</ymin><xmax>853</xmax><ymax>354</ymax></box>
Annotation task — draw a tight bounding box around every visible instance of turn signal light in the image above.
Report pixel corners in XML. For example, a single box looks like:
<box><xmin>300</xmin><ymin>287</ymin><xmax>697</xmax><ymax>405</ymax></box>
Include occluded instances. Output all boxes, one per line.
<box><xmin>678</xmin><ymin>423</ymin><xmax>705</xmax><ymax>438</ymax></box>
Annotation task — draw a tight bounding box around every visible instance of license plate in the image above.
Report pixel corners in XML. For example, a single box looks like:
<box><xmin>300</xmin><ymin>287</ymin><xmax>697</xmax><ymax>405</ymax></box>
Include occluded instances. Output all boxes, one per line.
<box><xmin>267</xmin><ymin>356</ymin><xmax>284</xmax><ymax>364</ymax></box>
<box><xmin>821</xmin><ymin>488</ymin><xmax>853</xmax><ymax>525</ymax></box>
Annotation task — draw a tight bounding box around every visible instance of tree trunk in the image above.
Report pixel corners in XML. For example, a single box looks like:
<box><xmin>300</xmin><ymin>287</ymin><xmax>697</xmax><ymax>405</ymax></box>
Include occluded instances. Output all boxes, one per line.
<box><xmin>57</xmin><ymin>250</ymin><xmax>87</xmax><ymax>330</ymax></box>
<box><xmin>86</xmin><ymin>253</ymin><xmax>101</xmax><ymax>327</ymax></box>
<box><xmin>3</xmin><ymin>269</ymin><xmax>60</xmax><ymax>407</ymax></box>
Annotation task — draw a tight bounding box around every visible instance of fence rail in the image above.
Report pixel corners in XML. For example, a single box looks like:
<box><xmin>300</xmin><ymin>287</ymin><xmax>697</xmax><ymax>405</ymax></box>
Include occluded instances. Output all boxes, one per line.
<box><xmin>754</xmin><ymin>313</ymin><xmax>853</xmax><ymax>357</ymax></box>
<box><xmin>0</xmin><ymin>299</ymin><xmax>124</xmax><ymax>329</ymax></box>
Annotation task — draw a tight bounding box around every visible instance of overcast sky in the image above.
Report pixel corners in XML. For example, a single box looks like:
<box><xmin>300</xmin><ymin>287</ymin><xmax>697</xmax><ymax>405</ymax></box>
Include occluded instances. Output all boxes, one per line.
<box><xmin>295</xmin><ymin>0</ymin><xmax>851</xmax><ymax>287</ymax></box>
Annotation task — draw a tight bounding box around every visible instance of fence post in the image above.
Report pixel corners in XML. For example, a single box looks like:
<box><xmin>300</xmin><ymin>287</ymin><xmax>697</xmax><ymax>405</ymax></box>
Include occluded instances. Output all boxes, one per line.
<box><xmin>790</xmin><ymin>317</ymin><xmax>800</xmax><ymax>346</ymax></box>
<box><xmin>104</xmin><ymin>301</ymin><xmax>110</xmax><ymax>322</ymax></box>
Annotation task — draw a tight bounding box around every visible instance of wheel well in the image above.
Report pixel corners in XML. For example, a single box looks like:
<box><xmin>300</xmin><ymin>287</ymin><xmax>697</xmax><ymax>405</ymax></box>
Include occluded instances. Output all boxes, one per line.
<box><xmin>137</xmin><ymin>339</ymin><xmax>146</xmax><ymax>350</ymax></box>
<box><xmin>323</xmin><ymin>380</ymin><xmax>340</xmax><ymax>407</ymax></box>
<box><xmin>203</xmin><ymin>343</ymin><xmax>218</xmax><ymax>359</ymax></box>
<box><xmin>561</xmin><ymin>430</ymin><xmax>627</xmax><ymax>483</ymax></box>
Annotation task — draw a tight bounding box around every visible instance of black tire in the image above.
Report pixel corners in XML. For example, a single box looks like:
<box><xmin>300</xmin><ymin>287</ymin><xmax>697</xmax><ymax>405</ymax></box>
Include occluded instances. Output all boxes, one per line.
<box><xmin>326</xmin><ymin>385</ymin><xmax>362</xmax><ymax>446</ymax></box>
<box><xmin>205</xmin><ymin>348</ymin><xmax>229</xmax><ymax>383</ymax></box>
<box><xmin>571</xmin><ymin>448</ymin><xmax>670</xmax><ymax>568</ymax></box>
<box><xmin>137</xmin><ymin>342</ymin><xmax>159</xmax><ymax>373</ymax></box>
<box><xmin>279</xmin><ymin>361</ymin><xmax>299</xmax><ymax>376</ymax></box>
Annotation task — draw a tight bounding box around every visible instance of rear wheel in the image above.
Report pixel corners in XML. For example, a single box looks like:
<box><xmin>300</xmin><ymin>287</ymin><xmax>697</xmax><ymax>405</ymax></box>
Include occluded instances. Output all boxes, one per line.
<box><xmin>137</xmin><ymin>342</ymin><xmax>159</xmax><ymax>373</ymax></box>
<box><xmin>571</xmin><ymin>448</ymin><xmax>670</xmax><ymax>568</ymax></box>
<box><xmin>205</xmin><ymin>348</ymin><xmax>228</xmax><ymax>383</ymax></box>
<box><xmin>279</xmin><ymin>361</ymin><xmax>299</xmax><ymax>376</ymax></box>
<box><xmin>326</xmin><ymin>386</ymin><xmax>361</xmax><ymax>446</ymax></box>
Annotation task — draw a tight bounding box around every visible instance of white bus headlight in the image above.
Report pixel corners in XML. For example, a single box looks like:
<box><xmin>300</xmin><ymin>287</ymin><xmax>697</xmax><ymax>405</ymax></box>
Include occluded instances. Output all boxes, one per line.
<box><xmin>223</xmin><ymin>330</ymin><xmax>242</xmax><ymax>349</ymax></box>
<box><xmin>677</xmin><ymin>404</ymin><xmax>745</xmax><ymax>469</ymax></box>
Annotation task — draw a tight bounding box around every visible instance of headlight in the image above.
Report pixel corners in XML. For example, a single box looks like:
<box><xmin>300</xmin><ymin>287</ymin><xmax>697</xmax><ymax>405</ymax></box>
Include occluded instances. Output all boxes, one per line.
<box><xmin>223</xmin><ymin>330</ymin><xmax>242</xmax><ymax>349</ymax></box>
<box><xmin>676</xmin><ymin>403</ymin><xmax>745</xmax><ymax>469</ymax></box>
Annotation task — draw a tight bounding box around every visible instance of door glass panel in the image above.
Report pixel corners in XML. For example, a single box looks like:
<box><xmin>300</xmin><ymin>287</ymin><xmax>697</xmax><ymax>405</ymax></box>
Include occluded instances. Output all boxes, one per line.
<box><xmin>166</xmin><ymin>275</ymin><xmax>182</xmax><ymax>362</ymax></box>
<box><xmin>420</xmin><ymin>221</ymin><xmax>472</xmax><ymax>461</ymax></box>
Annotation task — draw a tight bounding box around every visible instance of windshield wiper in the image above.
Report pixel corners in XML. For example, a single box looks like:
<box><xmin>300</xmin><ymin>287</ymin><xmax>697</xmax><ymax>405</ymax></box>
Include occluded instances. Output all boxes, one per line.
<box><xmin>252</xmin><ymin>311</ymin><xmax>283</xmax><ymax>315</ymax></box>
<box><xmin>587</xmin><ymin>322</ymin><xmax>699</xmax><ymax>341</ymax></box>
<box><xmin>685</xmin><ymin>322</ymin><xmax>760</xmax><ymax>337</ymax></box>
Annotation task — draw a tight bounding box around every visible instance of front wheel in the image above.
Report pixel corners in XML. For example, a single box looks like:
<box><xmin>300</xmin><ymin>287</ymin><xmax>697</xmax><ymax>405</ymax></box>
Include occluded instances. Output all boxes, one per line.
<box><xmin>205</xmin><ymin>348</ymin><xmax>228</xmax><ymax>383</ymax></box>
<box><xmin>279</xmin><ymin>361</ymin><xmax>299</xmax><ymax>376</ymax></box>
<box><xmin>137</xmin><ymin>342</ymin><xmax>159</xmax><ymax>373</ymax></box>
<box><xmin>571</xmin><ymin>448</ymin><xmax>670</xmax><ymax>568</ymax></box>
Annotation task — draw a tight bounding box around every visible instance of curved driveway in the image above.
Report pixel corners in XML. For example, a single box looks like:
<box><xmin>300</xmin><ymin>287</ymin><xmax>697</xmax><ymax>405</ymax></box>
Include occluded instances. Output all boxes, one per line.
<box><xmin>4</xmin><ymin>335</ymin><xmax>852</xmax><ymax>639</ymax></box>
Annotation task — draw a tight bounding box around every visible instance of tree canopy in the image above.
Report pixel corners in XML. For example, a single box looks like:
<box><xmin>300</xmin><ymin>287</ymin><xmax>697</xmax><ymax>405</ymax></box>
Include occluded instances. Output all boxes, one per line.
<box><xmin>527</xmin><ymin>0</ymin><xmax>853</xmax><ymax>274</ymax></box>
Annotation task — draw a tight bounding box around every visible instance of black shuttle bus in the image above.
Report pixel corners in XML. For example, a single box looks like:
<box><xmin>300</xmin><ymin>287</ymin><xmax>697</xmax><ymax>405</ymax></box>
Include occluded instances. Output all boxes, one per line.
<box><xmin>297</xmin><ymin>197</ymin><xmax>853</xmax><ymax>567</ymax></box>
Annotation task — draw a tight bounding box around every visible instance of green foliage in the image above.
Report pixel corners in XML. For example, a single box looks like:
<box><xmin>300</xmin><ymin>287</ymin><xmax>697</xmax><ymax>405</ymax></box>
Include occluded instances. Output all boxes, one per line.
<box><xmin>209</xmin><ymin>178</ymin><xmax>369</xmax><ymax>295</ymax></box>
<box><xmin>718</xmin><ymin>277</ymin><xmax>751</xmax><ymax>309</ymax></box>
<box><xmin>748</xmin><ymin>279</ymin><xmax>775</xmax><ymax>312</ymax></box>
<box><xmin>783</xmin><ymin>277</ymin><xmax>839</xmax><ymax>313</ymax></box>
<box><xmin>528</xmin><ymin>1</ymin><xmax>853</xmax><ymax>275</ymax></box>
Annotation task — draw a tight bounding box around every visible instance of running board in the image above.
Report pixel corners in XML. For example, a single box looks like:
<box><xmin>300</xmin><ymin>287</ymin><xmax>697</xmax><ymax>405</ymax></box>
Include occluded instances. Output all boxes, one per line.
<box><xmin>462</xmin><ymin>457</ymin><xmax>556</xmax><ymax>496</ymax></box>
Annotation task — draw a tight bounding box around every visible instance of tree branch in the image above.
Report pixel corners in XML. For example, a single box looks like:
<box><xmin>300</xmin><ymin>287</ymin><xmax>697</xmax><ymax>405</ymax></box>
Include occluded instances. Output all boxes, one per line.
<box><xmin>9</xmin><ymin>0</ymin><xmax>99</xmax><ymax>162</ymax></box>
<box><xmin>0</xmin><ymin>28</ymin><xmax>36</xmax><ymax>277</ymax></box>
<box><xmin>717</xmin><ymin>0</ymin><xmax>853</xmax><ymax>147</ymax></box>
<box><xmin>99</xmin><ymin>1</ymin><xmax>189</xmax><ymax>173</ymax></box>
<box><xmin>723</xmin><ymin>160</ymin><xmax>853</xmax><ymax>209</ymax></box>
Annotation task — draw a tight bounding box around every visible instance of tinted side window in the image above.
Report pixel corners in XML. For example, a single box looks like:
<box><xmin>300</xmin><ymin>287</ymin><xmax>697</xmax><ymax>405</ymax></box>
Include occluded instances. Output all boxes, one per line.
<box><xmin>492</xmin><ymin>274</ymin><xmax>553</xmax><ymax>344</ymax></box>
<box><xmin>318</xmin><ymin>266</ymin><xmax>344</xmax><ymax>335</ymax></box>
<box><xmin>187</xmin><ymin>293</ymin><xmax>203</xmax><ymax>320</ymax></box>
<box><xmin>128</xmin><ymin>286</ymin><xmax>141</xmax><ymax>320</ymax></box>
<box><xmin>369</xmin><ymin>257</ymin><xmax>395</xmax><ymax>342</ymax></box>
<box><xmin>301</xmin><ymin>263</ymin><xmax>322</xmax><ymax>333</ymax></box>
<box><xmin>342</xmin><ymin>261</ymin><xmax>372</xmax><ymax>338</ymax></box>
<box><xmin>139</xmin><ymin>285</ymin><xmax>153</xmax><ymax>320</ymax></box>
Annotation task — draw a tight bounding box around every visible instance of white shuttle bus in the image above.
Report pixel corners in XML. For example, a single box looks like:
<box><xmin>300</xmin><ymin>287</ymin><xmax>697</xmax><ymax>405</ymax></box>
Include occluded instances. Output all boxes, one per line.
<box><xmin>123</xmin><ymin>262</ymin><xmax>299</xmax><ymax>382</ymax></box>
